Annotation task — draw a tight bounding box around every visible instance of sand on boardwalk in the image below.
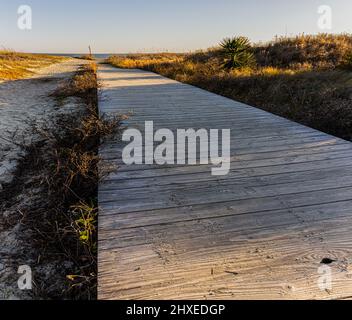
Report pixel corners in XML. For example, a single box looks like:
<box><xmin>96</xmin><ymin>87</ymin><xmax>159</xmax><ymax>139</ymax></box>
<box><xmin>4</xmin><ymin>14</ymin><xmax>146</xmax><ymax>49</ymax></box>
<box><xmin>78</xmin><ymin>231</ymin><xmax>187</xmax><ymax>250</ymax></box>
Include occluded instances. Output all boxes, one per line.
<box><xmin>0</xmin><ymin>59</ymin><xmax>86</xmax><ymax>299</ymax></box>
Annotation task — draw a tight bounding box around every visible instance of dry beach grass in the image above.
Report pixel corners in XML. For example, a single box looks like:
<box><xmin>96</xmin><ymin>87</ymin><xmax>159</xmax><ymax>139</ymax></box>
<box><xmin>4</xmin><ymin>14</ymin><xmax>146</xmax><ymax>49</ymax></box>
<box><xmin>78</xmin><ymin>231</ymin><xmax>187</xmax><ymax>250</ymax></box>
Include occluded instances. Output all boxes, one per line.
<box><xmin>108</xmin><ymin>33</ymin><xmax>352</xmax><ymax>141</ymax></box>
<box><xmin>0</xmin><ymin>51</ymin><xmax>65</xmax><ymax>81</ymax></box>
<box><xmin>0</xmin><ymin>59</ymin><xmax>123</xmax><ymax>299</ymax></box>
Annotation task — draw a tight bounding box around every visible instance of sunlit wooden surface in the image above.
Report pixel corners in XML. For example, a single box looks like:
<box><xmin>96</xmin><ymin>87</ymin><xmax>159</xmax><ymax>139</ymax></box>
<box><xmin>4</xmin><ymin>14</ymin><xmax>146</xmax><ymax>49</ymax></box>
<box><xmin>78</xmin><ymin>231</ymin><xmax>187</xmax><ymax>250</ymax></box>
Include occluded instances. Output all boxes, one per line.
<box><xmin>98</xmin><ymin>64</ymin><xmax>352</xmax><ymax>300</ymax></box>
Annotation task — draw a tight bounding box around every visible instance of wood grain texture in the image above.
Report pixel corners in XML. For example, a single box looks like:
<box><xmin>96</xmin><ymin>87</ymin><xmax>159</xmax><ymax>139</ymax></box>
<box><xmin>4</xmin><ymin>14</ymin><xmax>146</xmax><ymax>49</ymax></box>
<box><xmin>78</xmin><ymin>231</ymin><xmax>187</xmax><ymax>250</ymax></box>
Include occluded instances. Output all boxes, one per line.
<box><xmin>97</xmin><ymin>65</ymin><xmax>352</xmax><ymax>300</ymax></box>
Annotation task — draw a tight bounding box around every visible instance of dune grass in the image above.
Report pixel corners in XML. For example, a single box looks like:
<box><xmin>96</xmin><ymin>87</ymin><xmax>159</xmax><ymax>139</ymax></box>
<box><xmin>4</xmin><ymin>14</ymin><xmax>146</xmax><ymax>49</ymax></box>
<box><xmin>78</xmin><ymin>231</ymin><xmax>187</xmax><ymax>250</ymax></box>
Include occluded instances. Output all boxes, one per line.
<box><xmin>107</xmin><ymin>34</ymin><xmax>352</xmax><ymax>141</ymax></box>
<box><xmin>1</xmin><ymin>61</ymin><xmax>125</xmax><ymax>299</ymax></box>
<box><xmin>0</xmin><ymin>50</ymin><xmax>66</xmax><ymax>80</ymax></box>
<box><xmin>38</xmin><ymin>62</ymin><xmax>121</xmax><ymax>298</ymax></box>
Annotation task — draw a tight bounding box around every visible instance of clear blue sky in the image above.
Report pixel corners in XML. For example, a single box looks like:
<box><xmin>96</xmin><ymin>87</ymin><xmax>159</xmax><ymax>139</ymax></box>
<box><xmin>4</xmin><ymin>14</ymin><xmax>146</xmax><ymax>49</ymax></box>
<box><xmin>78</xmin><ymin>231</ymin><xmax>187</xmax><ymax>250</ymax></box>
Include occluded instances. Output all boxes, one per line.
<box><xmin>0</xmin><ymin>0</ymin><xmax>351</xmax><ymax>53</ymax></box>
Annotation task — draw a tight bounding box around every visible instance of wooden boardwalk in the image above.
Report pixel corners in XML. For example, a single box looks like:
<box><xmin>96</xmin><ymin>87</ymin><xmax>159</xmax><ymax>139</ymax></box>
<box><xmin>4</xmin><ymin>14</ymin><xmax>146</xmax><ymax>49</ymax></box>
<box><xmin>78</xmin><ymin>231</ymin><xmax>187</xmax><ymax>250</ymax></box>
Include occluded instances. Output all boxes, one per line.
<box><xmin>97</xmin><ymin>64</ymin><xmax>352</xmax><ymax>300</ymax></box>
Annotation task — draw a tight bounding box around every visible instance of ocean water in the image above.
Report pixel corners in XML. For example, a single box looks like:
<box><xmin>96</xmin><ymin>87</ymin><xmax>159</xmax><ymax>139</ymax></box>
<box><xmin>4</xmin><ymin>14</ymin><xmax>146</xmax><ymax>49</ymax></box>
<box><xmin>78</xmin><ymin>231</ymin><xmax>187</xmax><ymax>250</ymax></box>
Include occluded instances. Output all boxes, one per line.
<box><xmin>43</xmin><ymin>53</ymin><xmax>124</xmax><ymax>59</ymax></box>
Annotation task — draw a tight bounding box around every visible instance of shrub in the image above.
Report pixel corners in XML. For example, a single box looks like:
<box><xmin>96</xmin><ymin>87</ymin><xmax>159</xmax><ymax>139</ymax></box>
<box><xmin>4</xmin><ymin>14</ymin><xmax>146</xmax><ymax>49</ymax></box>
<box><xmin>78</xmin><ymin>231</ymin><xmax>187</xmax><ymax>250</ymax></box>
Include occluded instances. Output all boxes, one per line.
<box><xmin>219</xmin><ymin>37</ymin><xmax>256</xmax><ymax>70</ymax></box>
<box><xmin>255</xmin><ymin>34</ymin><xmax>352</xmax><ymax>69</ymax></box>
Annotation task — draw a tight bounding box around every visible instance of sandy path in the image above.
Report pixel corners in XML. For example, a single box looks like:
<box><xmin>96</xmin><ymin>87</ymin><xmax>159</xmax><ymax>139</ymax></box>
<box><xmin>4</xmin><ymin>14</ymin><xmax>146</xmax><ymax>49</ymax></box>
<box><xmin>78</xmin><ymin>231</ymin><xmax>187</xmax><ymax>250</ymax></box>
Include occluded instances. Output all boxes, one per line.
<box><xmin>0</xmin><ymin>59</ymin><xmax>85</xmax><ymax>300</ymax></box>
<box><xmin>0</xmin><ymin>59</ymin><xmax>85</xmax><ymax>186</ymax></box>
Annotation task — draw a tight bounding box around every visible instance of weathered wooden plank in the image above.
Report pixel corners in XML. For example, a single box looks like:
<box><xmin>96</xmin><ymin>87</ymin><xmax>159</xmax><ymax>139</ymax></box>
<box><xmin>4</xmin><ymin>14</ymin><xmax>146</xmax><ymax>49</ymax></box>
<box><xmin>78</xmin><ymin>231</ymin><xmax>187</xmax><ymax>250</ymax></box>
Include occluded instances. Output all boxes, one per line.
<box><xmin>97</xmin><ymin>65</ymin><xmax>352</xmax><ymax>300</ymax></box>
<box><xmin>100</xmin><ymin>158</ymin><xmax>352</xmax><ymax>192</ymax></box>
<box><xmin>100</xmin><ymin>165</ymin><xmax>352</xmax><ymax>197</ymax></box>
<box><xmin>99</xmin><ymin>186</ymin><xmax>352</xmax><ymax>230</ymax></box>
<box><xmin>99</xmin><ymin>173</ymin><xmax>352</xmax><ymax>213</ymax></box>
<box><xmin>99</xmin><ymin>135</ymin><xmax>340</xmax><ymax>157</ymax></box>
<box><xmin>101</xmin><ymin>142</ymin><xmax>352</xmax><ymax>169</ymax></box>
<box><xmin>103</xmin><ymin>150</ymin><xmax>352</xmax><ymax>180</ymax></box>
<box><xmin>99</xmin><ymin>215</ymin><xmax>352</xmax><ymax>300</ymax></box>
<box><xmin>101</xmin><ymin>136</ymin><xmax>343</xmax><ymax>159</ymax></box>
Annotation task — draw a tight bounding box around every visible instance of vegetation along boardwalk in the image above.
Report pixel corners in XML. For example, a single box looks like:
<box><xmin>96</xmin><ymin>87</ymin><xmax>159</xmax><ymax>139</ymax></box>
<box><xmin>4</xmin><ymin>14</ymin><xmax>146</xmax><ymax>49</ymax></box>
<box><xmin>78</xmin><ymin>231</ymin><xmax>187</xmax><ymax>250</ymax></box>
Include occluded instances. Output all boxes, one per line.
<box><xmin>97</xmin><ymin>63</ymin><xmax>352</xmax><ymax>300</ymax></box>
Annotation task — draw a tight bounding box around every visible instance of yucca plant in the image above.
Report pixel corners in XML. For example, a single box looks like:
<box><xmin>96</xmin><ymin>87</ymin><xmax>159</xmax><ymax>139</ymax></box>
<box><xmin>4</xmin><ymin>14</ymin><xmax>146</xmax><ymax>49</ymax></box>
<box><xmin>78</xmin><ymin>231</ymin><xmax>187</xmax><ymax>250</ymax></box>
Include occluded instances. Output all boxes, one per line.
<box><xmin>220</xmin><ymin>36</ymin><xmax>256</xmax><ymax>70</ymax></box>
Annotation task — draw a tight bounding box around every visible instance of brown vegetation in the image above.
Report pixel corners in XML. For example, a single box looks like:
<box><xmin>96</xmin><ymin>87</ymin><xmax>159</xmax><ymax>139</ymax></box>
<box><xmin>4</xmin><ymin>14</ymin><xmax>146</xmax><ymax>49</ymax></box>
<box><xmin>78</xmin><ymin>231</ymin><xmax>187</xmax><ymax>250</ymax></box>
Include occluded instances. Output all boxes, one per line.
<box><xmin>108</xmin><ymin>33</ymin><xmax>352</xmax><ymax>141</ymax></box>
<box><xmin>33</xmin><ymin>62</ymin><xmax>123</xmax><ymax>298</ymax></box>
<box><xmin>0</xmin><ymin>51</ymin><xmax>65</xmax><ymax>80</ymax></box>
<box><xmin>0</xmin><ymin>62</ymin><xmax>124</xmax><ymax>299</ymax></box>
<box><xmin>255</xmin><ymin>33</ymin><xmax>352</xmax><ymax>69</ymax></box>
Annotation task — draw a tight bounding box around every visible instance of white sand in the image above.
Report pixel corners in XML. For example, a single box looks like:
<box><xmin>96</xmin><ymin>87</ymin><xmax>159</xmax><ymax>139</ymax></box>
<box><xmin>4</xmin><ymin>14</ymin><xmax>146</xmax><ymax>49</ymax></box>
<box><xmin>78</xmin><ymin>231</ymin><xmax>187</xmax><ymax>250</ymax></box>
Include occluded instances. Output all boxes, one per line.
<box><xmin>0</xmin><ymin>59</ymin><xmax>86</xmax><ymax>300</ymax></box>
<box><xmin>0</xmin><ymin>59</ymin><xmax>85</xmax><ymax>186</ymax></box>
